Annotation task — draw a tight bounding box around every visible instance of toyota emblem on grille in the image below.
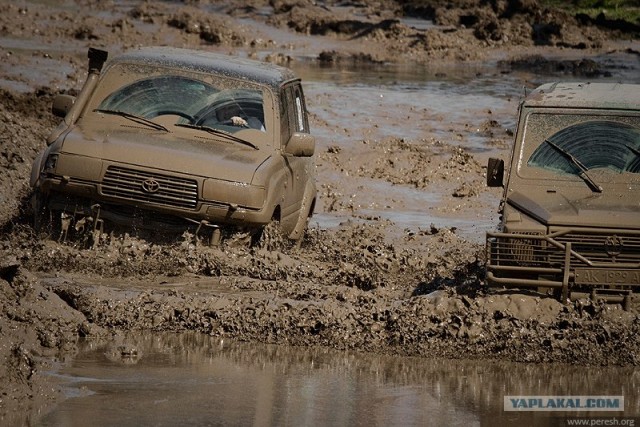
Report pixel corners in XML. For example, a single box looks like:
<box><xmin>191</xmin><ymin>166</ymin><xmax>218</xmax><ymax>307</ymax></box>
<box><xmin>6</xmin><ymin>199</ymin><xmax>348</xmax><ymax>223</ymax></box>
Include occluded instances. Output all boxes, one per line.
<box><xmin>141</xmin><ymin>178</ymin><xmax>160</xmax><ymax>193</ymax></box>
<box><xmin>605</xmin><ymin>235</ymin><xmax>623</xmax><ymax>258</ymax></box>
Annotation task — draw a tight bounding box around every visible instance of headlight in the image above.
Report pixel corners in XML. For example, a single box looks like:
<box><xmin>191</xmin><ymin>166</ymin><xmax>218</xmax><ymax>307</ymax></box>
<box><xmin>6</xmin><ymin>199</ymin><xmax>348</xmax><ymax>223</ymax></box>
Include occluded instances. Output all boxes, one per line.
<box><xmin>43</xmin><ymin>154</ymin><xmax>59</xmax><ymax>173</ymax></box>
<box><xmin>202</xmin><ymin>179</ymin><xmax>265</xmax><ymax>209</ymax></box>
<box><xmin>505</xmin><ymin>232</ymin><xmax>544</xmax><ymax>264</ymax></box>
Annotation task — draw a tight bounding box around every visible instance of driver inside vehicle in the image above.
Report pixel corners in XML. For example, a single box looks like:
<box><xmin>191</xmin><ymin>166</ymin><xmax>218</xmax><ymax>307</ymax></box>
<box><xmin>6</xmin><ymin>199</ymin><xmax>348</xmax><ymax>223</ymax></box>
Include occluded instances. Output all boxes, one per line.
<box><xmin>216</xmin><ymin>103</ymin><xmax>264</xmax><ymax>131</ymax></box>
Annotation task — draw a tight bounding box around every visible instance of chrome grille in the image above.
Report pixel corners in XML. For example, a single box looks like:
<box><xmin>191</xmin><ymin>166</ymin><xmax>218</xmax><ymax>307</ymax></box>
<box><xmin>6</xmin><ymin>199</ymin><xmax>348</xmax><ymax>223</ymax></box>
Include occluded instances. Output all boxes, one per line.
<box><xmin>552</xmin><ymin>233</ymin><xmax>640</xmax><ymax>264</ymax></box>
<box><xmin>102</xmin><ymin>166</ymin><xmax>198</xmax><ymax>210</ymax></box>
<box><xmin>488</xmin><ymin>231</ymin><xmax>640</xmax><ymax>268</ymax></box>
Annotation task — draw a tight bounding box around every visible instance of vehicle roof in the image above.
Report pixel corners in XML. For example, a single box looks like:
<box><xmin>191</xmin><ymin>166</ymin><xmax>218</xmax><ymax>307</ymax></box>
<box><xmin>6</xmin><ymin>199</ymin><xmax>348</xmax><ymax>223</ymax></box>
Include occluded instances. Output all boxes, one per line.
<box><xmin>106</xmin><ymin>46</ymin><xmax>298</xmax><ymax>90</ymax></box>
<box><xmin>524</xmin><ymin>82</ymin><xmax>640</xmax><ymax>111</ymax></box>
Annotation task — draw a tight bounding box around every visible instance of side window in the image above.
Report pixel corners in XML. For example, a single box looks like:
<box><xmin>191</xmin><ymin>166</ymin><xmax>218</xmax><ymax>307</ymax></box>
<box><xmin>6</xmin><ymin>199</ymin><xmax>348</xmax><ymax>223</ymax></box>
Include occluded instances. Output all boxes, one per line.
<box><xmin>281</xmin><ymin>83</ymin><xmax>309</xmax><ymax>147</ymax></box>
<box><xmin>293</xmin><ymin>85</ymin><xmax>309</xmax><ymax>133</ymax></box>
<box><xmin>280</xmin><ymin>86</ymin><xmax>292</xmax><ymax>146</ymax></box>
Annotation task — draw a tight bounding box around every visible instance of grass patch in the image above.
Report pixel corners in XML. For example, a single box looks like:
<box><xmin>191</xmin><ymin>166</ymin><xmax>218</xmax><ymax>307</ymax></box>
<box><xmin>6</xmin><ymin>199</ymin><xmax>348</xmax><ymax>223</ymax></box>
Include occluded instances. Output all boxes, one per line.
<box><xmin>541</xmin><ymin>0</ymin><xmax>640</xmax><ymax>23</ymax></box>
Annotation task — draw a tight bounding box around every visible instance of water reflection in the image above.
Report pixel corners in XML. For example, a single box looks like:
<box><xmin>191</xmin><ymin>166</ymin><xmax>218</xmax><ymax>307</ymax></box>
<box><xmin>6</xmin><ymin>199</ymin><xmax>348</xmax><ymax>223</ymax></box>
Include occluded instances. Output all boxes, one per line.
<box><xmin>39</xmin><ymin>332</ymin><xmax>639</xmax><ymax>427</ymax></box>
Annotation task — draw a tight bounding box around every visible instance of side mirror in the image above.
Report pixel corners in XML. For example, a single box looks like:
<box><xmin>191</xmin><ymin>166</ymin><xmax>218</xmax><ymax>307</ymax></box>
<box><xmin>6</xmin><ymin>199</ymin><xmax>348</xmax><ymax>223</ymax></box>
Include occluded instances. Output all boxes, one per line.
<box><xmin>285</xmin><ymin>133</ymin><xmax>315</xmax><ymax>157</ymax></box>
<box><xmin>52</xmin><ymin>94</ymin><xmax>76</xmax><ymax>118</ymax></box>
<box><xmin>487</xmin><ymin>157</ymin><xmax>504</xmax><ymax>187</ymax></box>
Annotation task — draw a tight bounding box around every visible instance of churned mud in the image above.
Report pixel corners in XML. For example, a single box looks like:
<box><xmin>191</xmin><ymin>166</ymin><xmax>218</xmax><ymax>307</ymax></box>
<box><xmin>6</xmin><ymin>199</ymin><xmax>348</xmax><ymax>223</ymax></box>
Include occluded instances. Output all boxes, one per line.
<box><xmin>1</xmin><ymin>0</ymin><xmax>639</xmax><ymax>422</ymax></box>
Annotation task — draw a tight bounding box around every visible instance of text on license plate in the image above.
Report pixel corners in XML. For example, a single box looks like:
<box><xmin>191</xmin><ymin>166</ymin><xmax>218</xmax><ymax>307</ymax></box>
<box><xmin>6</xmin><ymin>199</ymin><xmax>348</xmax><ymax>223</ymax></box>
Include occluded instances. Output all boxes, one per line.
<box><xmin>575</xmin><ymin>268</ymin><xmax>640</xmax><ymax>285</ymax></box>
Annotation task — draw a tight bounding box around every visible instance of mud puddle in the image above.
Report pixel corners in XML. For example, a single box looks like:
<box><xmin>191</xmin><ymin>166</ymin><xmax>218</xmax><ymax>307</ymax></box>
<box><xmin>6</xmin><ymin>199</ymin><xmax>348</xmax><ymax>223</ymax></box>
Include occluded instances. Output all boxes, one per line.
<box><xmin>38</xmin><ymin>332</ymin><xmax>639</xmax><ymax>427</ymax></box>
<box><xmin>295</xmin><ymin>60</ymin><xmax>520</xmax><ymax>150</ymax></box>
<box><xmin>294</xmin><ymin>60</ymin><xmax>518</xmax><ymax>241</ymax></box>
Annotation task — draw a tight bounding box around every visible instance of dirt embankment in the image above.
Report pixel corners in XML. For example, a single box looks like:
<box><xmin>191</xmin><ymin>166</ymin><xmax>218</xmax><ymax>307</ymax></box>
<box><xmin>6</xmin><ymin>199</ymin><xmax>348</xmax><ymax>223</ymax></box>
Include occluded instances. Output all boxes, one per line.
<box><xmin>0</xmin><ymin>0</ymin><xmax>639</xmax><ymax>423</ymax></box>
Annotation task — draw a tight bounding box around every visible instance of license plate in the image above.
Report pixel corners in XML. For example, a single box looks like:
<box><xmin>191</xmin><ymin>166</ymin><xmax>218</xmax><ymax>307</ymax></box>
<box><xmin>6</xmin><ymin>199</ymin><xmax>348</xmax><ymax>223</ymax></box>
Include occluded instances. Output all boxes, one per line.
<box><xmin>574</xmin><ymin>268</ymin><xmax>640</xmax><ymax>285</ymax></box>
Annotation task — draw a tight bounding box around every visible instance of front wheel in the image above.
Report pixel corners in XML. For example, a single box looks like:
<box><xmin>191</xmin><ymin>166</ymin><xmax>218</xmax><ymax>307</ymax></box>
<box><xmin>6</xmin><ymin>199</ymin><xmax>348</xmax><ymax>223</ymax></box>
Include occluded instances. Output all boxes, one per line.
<box><xmin>288</xmin><ymin>190</ymin><xmax>316</xmax><ymax>242</ymax></box>
<box><xmin>31</xmin><ymin>190</ymin><xmax>50</xmax><ymax>233</ymax></box>
<box><xmin>29</xmin><ymin>191</ymin><xmax>68</xmax><ymax>242</ymax></box>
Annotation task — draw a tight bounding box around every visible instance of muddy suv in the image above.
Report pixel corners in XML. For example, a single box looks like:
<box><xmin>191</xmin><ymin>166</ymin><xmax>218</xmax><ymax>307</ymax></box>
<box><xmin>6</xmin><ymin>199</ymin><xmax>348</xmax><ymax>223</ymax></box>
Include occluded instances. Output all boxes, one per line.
<box><xmin>30</xmin><ymin>47</ymin><xmax>316</xmax><ymax>244</ymax></box>
<box><xmin>486</xmin><ymin>82</ymin><xmax>640</xmax><ymax>305</ymax></box>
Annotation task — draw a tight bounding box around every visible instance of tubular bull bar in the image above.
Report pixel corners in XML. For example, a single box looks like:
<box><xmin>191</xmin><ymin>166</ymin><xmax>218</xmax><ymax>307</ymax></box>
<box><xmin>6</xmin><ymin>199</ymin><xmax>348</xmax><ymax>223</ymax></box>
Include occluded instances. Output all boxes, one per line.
<box><xmin>485</xmin><ymin>230</ymin><xmax>640</xmax><ymax>306</ymax></box>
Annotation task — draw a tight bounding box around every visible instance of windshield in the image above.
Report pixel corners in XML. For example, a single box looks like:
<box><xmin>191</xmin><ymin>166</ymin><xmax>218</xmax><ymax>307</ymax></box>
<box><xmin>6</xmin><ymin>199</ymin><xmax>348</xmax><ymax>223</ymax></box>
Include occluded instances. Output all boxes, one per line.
<box><xmin>521</xmin><ymin>113</ymin><xmax>640</xmax><ymax>182</ymax></box>
<box><xmin>87</xmin><ymin>63</ymin><xmax>271</xmax><ymax>141</ymax></box>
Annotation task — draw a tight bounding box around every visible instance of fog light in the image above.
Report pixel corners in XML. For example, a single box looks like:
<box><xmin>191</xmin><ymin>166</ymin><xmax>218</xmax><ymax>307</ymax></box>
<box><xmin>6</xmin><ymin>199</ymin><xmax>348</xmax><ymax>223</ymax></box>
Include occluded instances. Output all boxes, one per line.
<box><xmin>506</xmin><ymin>232</ymin><xmax>544</xmax><ymax>264</ymax></box>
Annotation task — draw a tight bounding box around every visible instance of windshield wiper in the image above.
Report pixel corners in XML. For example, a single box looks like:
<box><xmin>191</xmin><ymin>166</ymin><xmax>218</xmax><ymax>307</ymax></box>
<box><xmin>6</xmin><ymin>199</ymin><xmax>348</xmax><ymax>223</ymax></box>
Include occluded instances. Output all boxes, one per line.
<box><xmin>94</xmin><ymin>109</ymin><xmax>169</xmax><ymax>132</ymax></box>
<box><xmin>175</xmin><ymin>123</ymin><xmax>258</xmax><ymax>150</ymax></box>
<box><xmin>626</xmin><ymin>144</ymin><xmax>640</xmax><ymax>158</ymax></box>
<box><xmin>544</xmin><ymin>139</ymin><xmax>603</xmax><ymax>193</ymax></box>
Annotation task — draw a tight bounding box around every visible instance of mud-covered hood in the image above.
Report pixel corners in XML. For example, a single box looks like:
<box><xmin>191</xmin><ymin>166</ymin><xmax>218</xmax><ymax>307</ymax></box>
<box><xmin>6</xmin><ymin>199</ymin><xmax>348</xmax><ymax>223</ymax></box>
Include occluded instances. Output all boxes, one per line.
<box><xmin>507</xmin><ymin>188</ymin><xmax>640</xmax><ymax>229</ymax></box>
<box><xmin>59</xmin><ymin>125</ymin><xmax>271</xmax><ymax>183</ymax></box>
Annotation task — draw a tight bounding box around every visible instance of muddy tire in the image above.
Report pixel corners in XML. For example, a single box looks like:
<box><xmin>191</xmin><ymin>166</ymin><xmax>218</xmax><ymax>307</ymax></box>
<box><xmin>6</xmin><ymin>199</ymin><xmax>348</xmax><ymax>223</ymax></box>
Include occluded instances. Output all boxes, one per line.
<box><xmin>31</xmin><ymin>190</ymin><xmax>50</xmax><ymax>233</ymax></box>
<box><xmin>252</xmin><ymin>221</ymin><xmax>290</xmax><ymax>250</ymax></box>
<box><xmin>288</xmin><ymin>184</ymin><xmax>315</xmax><ymax>242</ymax></box>
<box><xmin>31</xmin><ymin>191</ymin><xmax>66</xmax><ymax>241</ymax></box>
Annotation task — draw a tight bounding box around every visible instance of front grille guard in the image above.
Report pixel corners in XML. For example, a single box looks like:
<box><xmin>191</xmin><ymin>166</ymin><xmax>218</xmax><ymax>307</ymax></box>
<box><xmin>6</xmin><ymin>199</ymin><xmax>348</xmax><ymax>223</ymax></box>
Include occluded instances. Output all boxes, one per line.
<box><xmin>486</xmin><ymin>230</ymin><xmax>640</xmax><ymax>303</ymax></box>
<box><xmin>47</xmin><ymin>196</ymin><xmax>223</xmax><ymax>248</ymax></box>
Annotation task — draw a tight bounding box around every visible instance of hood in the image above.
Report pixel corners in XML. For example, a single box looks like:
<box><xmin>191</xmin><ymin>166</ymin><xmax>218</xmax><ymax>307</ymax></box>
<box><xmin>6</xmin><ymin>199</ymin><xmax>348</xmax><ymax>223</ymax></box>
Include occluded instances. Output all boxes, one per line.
<box><xmin>59</xmin><ymin>124</ymin><xmax>271</xmax><ymax>183</ymax></box>
<box><xmin>507</xmin><ymin>188</ymin><xmax>640</xmax><ymax>229</ymax></box>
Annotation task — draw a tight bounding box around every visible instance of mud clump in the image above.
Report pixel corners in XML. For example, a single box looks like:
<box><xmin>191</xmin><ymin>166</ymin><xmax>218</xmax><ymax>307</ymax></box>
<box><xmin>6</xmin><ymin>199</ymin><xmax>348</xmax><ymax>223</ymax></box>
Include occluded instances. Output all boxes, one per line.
<box><xmin>264</xmin><ymin>0</ymin><xmax>626</xmax><ymax>61</ymax></box>
<box><xmin>0</xmin><ymin>88</ymin><xmax>57</xmax><ymax>226</ymax></box>
<box><xmin>0</xmin><ymin>260</ymin><xmax>100</xmax><ymax>423</ymax></box>
<box><xmin>500</xmin><ymin>55</ymin><xmax>613</xmax><ymax>77</ymax></box>
<box><xmin>5</xmin><ymin>220</ymin><xmax>638</xmax><ymax>370</ymax></box>
<box><xmin>166</xmin><ymin>7</ymin><xmax>247</xmax><ymax>45</ymax></box>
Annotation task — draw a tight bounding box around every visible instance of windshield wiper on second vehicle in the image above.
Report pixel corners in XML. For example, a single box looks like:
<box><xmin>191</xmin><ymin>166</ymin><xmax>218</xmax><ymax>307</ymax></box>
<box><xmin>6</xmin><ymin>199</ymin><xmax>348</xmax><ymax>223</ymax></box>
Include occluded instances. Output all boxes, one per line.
<box><xmin>94</xmin><ymin>109</ymin><xmax>169</xmax><ymax>132</ymax></box>
<box><xmin>544</xmin><ymin>139</ymin><xmax>603</xmax><ymax>193</ymax></box>
<box><xmin>175</xmin><ymin>123</ymin><xmax>258</xmax><ymax>150</ymax></box>
<box><xmin>626</xmin><ymin>144</ymin><xmax>640</xmax><ymax>158</ymax></box>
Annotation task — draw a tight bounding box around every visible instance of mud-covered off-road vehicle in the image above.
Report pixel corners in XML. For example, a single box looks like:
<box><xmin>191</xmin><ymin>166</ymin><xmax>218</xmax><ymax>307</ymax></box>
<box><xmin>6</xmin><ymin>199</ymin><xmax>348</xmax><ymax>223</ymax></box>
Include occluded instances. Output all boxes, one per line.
<box><xmin>31</xmin><ymin>47</ymin><xmax>316</xmax><ymax>244</ymax></box>
<box><xmin>486</xmin><ymin>82</ymin><xmax>640</xmax><ymax>306</ymax></box>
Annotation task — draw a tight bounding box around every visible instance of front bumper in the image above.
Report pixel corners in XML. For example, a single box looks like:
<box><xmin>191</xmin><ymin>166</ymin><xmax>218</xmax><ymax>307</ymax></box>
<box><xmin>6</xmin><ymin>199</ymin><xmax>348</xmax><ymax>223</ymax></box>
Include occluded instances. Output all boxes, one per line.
<box><xmin>39</xmin><ymin>173</ymin><xmax>271</xmax><ymax>233</ymax></box>
<box><xmin>486</xmin><ymin>229</ymin><xmax>640</xmax><ymax>302</ymax></box>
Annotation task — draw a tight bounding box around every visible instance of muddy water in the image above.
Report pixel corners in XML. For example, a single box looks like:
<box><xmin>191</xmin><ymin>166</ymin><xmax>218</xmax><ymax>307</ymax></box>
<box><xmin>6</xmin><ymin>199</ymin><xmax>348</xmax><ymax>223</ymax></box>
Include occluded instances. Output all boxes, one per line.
<box><xmin>31</xmin><ymin>58</ymin><xmax>640</xmax><ymax>426</ymax></box>
<box><xmin>297</xmin><ymin>60</ymin><xmax>519</xmax><ymax>241</ymax></box>
<box><xmin>294</xmin><ymin>54</ymin><xmax>640</xmax><ymax>241</ymax></box>
<box><xmin>296</xmin><ymin>61</ymin><xmax>520</xmax><ymax>151</ymax></box>
<box><xmin>39</xmin><ymin>333</ymin><xmax>639</xmax><ymax>427</ymax></box>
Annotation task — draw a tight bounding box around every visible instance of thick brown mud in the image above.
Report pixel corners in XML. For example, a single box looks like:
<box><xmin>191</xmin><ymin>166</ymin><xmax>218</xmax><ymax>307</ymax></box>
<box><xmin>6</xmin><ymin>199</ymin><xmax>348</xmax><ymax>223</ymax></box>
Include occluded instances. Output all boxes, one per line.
<box><xmin>1</xmin><ymin>0</ymin><xmax>639</xmax><ymax>424</ymax></box>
